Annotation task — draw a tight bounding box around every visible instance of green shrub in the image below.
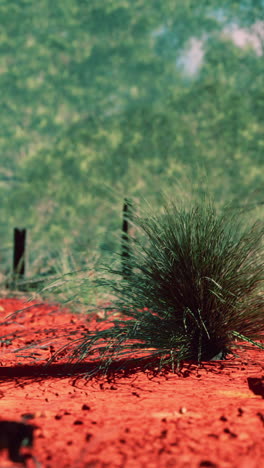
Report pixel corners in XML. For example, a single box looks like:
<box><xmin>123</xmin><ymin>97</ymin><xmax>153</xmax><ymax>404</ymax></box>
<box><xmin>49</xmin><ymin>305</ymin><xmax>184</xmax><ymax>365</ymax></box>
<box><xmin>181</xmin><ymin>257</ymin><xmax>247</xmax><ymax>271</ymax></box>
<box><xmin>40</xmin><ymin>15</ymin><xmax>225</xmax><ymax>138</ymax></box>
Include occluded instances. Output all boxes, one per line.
<box><xmin>53</xmin><ymin>200</ymin><xmax>264</xmax><ymax>374</ymax></box>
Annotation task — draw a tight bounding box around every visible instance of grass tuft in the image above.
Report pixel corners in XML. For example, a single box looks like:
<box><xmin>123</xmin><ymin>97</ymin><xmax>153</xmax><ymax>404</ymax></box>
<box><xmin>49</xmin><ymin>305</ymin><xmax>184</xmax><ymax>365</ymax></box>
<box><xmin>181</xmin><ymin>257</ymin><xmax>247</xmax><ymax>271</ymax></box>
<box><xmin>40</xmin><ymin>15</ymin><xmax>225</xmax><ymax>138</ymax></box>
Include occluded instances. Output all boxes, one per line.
<box><xmin>52</xmin><ymin>200</ymin><xmax>264</xmax><ymax>374</ymax></box>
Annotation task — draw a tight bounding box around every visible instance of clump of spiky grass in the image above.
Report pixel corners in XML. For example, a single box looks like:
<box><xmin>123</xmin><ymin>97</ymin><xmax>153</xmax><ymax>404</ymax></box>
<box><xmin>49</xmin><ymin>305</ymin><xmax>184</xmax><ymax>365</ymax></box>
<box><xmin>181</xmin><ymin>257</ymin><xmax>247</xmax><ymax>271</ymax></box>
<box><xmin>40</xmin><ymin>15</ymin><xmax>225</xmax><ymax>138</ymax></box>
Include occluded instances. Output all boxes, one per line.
<box><xmin>55</xmin><ymin>201</ymin><xmax>264</xmax><ymax>373</ymax></box>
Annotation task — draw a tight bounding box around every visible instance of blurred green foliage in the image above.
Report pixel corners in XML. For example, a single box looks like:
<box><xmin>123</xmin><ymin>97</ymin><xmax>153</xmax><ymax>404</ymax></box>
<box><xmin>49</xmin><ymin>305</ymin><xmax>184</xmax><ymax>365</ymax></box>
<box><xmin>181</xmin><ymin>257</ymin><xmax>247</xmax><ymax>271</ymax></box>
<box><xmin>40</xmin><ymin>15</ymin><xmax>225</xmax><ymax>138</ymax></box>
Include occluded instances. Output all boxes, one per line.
<box><xmin>0</xmin><ymin>0</ymin><xmax>263</xmax><ymax>277</ymax></box>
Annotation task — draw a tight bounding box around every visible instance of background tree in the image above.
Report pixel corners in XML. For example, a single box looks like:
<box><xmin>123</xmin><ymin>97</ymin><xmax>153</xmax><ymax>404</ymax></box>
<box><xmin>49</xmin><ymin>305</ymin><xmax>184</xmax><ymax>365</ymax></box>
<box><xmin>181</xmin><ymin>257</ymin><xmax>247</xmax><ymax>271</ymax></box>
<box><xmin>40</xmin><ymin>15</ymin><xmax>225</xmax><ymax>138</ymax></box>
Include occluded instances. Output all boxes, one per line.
<box><xmin>0</xmin><ymin>0</ymin><xmax>263</xmax><ymax>276</ymax></box>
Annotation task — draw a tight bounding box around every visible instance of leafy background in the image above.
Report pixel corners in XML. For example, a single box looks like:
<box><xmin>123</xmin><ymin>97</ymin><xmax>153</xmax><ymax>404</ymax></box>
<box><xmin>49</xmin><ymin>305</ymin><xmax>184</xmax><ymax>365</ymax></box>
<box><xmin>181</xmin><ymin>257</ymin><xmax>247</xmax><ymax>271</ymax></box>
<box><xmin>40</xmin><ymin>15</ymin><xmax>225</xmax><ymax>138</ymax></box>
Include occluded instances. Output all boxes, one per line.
<box><xmin>0</xmin><ymin>0</ymin><xmax>263</xmax><ymax>282</ymax></box>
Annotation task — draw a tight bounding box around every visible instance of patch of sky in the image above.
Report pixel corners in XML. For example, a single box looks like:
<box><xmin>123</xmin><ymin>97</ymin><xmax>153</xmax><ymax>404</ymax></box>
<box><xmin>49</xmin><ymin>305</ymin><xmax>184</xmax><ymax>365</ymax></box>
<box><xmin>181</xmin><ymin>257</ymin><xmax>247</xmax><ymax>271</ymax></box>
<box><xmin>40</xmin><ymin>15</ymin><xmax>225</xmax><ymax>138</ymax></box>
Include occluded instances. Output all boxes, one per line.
<box><xmin>223</xmin><ymin>21</ymin><xmax>264</xmax><ymax>56</ymax></box>
<box><xmin>176</xmin><ymin>37</ymin><xmax>206</xmax><ymax>77</ymax></box>
<box><xmin>176</xmin><ymin>20</ymin><xmax>263</xmax><ymax>77</ymax></box>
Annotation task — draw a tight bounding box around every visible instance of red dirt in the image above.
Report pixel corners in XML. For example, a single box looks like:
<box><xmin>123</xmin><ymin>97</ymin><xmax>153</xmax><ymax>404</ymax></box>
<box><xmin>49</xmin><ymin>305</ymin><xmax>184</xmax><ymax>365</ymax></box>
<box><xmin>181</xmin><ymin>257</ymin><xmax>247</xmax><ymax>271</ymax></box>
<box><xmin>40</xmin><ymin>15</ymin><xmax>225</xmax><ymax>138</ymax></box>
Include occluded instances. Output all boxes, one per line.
<box><xmin>0</xmin><ymin>297</ymin><xmax>263</xmax><ymax>468</ymax></box>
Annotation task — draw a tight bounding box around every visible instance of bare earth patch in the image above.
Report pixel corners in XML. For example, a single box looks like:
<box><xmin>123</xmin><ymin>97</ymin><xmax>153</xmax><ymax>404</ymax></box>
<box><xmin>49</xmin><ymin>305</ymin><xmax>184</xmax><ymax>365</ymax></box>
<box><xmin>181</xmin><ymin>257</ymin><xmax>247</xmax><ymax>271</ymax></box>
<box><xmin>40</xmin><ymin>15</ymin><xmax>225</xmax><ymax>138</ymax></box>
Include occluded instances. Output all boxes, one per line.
<box><xmin>0</xmin><ymin>297</ymin><xmax>263</xmax><ymax>467</ymax></box>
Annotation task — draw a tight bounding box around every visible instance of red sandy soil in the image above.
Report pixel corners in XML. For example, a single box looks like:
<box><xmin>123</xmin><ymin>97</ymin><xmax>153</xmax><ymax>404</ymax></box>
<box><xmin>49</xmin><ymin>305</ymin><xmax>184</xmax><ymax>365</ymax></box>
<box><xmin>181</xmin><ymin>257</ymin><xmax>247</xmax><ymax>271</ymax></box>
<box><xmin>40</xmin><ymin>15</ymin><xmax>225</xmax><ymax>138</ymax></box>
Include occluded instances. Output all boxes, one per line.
<box><xmin>0</xmin><ymin>296</ymin><xmax>263</xmax><ymax>468</ymax></box>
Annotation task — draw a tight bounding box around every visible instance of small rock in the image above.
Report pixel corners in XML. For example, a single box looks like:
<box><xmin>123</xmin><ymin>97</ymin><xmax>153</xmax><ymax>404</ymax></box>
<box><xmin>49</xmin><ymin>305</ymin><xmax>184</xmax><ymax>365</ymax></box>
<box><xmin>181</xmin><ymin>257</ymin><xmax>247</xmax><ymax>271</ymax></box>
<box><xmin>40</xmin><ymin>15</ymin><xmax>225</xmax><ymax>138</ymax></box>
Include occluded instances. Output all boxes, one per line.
<box><xmin>179</xmin><ymin>407</ymin><xmax>187</xmax><ymax>414</ymax></box>
<box><xmin>82</xmin><ymin>404</ymin><xmax>91</xmax><ymax>411</ymax></box>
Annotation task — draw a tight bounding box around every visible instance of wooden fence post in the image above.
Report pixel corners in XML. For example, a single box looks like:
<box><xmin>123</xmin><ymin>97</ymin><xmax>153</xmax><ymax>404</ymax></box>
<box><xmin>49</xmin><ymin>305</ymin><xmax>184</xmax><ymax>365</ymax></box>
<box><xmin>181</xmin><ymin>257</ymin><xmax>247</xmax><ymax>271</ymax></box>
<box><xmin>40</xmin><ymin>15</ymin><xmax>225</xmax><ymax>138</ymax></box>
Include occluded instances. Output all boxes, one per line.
<box><xmin>13</xmin><ymin>228</ymin><xmax>26</xmax><ymax>280</ymax></box>
<box><xmin>122</xmin><ymin>199</ymin><xmax>132</xmax><ymax>279</ymax></box>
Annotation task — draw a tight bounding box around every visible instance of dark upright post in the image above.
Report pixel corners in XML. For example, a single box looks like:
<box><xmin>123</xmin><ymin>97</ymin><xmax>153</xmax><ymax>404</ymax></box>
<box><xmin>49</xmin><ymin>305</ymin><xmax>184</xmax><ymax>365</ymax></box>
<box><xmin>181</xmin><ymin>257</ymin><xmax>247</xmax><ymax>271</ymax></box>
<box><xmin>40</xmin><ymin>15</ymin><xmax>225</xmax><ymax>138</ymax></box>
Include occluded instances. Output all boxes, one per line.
<box><xmin>13</xmin><ymin>228</ymin><xmax>26</xmax><ymax>280</ymax></box>
<box><xmin>122</xmin><ymin>199</ymin><xmax>131</xmax><ymax>279</ymax></box>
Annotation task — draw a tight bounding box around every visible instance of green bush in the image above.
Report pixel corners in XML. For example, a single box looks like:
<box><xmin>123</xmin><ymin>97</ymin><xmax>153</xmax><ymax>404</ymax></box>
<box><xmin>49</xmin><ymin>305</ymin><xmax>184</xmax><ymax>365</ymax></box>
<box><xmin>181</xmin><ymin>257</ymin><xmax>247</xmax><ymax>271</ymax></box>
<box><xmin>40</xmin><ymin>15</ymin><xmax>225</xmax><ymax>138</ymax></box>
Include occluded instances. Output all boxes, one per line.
<box><xmin>53</xmin><ymin>200</ymin><xmax>264</xmax><ymax>374</ymax></box>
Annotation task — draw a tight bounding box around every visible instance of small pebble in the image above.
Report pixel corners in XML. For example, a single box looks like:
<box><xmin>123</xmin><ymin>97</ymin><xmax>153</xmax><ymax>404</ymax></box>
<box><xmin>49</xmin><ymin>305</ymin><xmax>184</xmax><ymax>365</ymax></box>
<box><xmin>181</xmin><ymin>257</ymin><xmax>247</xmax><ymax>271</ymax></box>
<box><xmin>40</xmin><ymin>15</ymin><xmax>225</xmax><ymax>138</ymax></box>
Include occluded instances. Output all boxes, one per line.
<box><xmin>179</xmin><ymin>407</ymin><xmax>187</xmax><ymax>414</ymax></box>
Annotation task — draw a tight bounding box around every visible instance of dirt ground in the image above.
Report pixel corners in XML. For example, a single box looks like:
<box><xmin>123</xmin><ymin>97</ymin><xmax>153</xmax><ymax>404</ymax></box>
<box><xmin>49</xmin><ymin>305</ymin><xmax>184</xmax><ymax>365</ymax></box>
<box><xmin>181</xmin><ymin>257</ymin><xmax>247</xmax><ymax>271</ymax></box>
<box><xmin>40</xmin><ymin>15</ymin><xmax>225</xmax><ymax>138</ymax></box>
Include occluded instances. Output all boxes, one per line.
<box><xmin>0</xmin><ymin>297</ymin><xmax>263</xmax><ymax>468</ymax></box>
